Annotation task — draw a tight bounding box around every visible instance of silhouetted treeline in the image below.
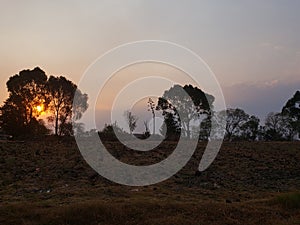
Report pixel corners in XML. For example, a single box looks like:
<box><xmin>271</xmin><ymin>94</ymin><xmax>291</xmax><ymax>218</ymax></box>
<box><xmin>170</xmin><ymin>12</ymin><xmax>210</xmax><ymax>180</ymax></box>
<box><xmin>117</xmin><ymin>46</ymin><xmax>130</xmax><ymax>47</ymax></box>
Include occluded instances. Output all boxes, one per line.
<box><xmin>0</xmin><ymin>68</ymin><xmax>299</xmax><ymax>142</ymax></box>
<box><xmin>95</xmin><ymin>85</ymin><xmax>299</xmax><ymax>142</ymax></box>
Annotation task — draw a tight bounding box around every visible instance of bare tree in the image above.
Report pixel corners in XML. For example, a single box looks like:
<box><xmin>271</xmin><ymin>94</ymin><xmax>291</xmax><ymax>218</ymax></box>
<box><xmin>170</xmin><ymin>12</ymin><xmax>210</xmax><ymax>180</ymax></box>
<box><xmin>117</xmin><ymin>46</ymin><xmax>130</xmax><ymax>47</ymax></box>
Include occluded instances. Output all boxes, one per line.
<box><xmin>124</xmin><ymin>110</ymin><xmax>138</xmax><ymax>134</ymax></box>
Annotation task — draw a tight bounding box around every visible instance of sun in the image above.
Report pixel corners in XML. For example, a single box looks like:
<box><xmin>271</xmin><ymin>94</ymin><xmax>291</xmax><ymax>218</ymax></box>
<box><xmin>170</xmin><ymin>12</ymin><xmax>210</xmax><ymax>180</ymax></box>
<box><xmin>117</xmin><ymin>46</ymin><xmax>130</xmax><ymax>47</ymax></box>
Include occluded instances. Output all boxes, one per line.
<box><xmin>36</xmin><ymin>105</ymin><xmax>44</xmax><ymax>113</ymax></box>
<box><xmin>36</xmin><ymin>105</ymin><xmax>42</xmax><ymax>112</ymax></box>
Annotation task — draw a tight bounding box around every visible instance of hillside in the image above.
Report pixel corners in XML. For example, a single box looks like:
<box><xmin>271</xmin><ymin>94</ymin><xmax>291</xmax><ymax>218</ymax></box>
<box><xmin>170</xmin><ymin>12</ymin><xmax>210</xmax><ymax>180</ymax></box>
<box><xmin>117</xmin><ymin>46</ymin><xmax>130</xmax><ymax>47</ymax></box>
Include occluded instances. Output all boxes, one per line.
<box><xmin>0</xmin><ymin>138</ymin><xmax>300</xmax><ymax>224</ymax></box>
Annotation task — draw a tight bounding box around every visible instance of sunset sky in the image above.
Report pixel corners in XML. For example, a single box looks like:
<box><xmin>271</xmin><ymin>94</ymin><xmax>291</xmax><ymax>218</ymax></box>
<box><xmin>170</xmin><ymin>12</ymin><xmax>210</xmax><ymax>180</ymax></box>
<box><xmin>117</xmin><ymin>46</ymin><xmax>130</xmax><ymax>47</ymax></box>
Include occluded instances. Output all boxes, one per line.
<box><xmin>1</xmin><ymin>0</ymin><xmax>300</xmax><ymax>130</ymax></box>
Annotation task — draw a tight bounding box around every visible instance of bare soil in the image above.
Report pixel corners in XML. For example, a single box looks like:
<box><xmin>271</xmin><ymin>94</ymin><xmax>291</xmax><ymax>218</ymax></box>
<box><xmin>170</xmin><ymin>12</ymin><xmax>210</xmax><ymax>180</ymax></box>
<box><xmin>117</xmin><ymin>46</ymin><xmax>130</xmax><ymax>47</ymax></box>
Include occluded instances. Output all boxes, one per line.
<box><xmin>0</xmin><ymin>138</ymin><xmax>299</xmax><ymax>225</ymax></box>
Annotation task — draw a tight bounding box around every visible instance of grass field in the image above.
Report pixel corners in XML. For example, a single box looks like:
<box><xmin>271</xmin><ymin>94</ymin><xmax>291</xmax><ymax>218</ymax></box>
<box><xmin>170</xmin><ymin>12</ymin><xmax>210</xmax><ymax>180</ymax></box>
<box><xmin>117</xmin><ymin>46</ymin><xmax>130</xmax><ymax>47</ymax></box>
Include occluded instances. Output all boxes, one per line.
<box><xmin>0</xmin><ymin>138</ymin><xmax>299</xmax><ymax>224</ymax></box>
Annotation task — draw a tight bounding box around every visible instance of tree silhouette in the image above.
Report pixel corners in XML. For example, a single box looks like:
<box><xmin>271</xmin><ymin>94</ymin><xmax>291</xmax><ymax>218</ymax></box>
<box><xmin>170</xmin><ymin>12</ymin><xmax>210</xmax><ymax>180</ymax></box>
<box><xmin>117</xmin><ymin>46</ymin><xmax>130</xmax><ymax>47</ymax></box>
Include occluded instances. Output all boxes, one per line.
<box><xmin>199</xmin><ymin>116</ymin><xmax>212</xmax><ymax>141</ymax></box>
<box><xmin>0</xmin><ymin>67</ymin><xmax>48</xmax><ymax>136</ymax></box>
<box><xmin>264</xmin><ymin>112</ymin><xmax>285</xmax><ymax>141</ymax></box>
<box><xmin>282</xmin><ymin>90</ymin><xmax>300</xmax><ymax>139</ymax></box>
<box><xmin>159</xmin><ymin>112</ymin><xmax>181</xmax><ymax>139</ymax></box>
<box><xmin>157</xmin><ymin>84</ymin><xmax>214</xmax><ymax>139</ymax></box>
<box><xmin>123</xmin><ymin>110</ymin><xmax>138</xmax><ymax>134</ymax></box>
<box><xmin>0</xmin><ymin>68</ymin><xmax>88</xmax><ymax>137</ymax></box>
<box><xmin>240</xmin><ymin>115</ymin><xmax>260</xmax><ymax>141</ymax></box>
<box><xmin>46</xmin><ymin>76</ymin><xmax>88</xmax><ymax>136</ymax></box>
<box><xmin>218</xmin><ymin>108</ymin><xmax>250</xmax><ymax>141</ymax></box>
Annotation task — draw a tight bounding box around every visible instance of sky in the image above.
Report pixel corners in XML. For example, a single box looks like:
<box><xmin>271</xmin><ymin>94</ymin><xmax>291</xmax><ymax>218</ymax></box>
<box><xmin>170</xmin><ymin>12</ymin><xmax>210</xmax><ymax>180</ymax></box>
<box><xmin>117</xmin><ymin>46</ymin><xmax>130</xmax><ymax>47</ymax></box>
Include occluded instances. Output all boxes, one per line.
<box><xmin>0</xmin><ymin>0</ymin><xmax>300</xmax><ymax>131</ymax></box>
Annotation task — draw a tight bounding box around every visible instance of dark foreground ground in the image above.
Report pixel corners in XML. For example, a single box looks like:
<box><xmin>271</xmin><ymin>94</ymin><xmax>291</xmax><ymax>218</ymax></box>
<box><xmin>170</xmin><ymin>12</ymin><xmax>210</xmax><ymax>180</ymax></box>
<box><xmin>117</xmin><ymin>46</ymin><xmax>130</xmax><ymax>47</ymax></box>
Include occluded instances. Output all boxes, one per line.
<box><xmin>0</xmin><ymin>138</ymin><xmax>300</xmax><ymax>225</ymax></box>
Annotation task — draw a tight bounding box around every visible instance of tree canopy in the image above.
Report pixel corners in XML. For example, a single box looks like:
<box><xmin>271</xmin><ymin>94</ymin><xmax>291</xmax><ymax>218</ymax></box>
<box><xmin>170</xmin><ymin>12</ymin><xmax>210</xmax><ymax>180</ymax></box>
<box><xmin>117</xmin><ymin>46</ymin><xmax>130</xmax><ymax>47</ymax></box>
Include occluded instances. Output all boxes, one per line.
<box><xmin>0</xmin><ymin>67</ymin><xmax>48</xmax><ymax>136</ymax></box>
<box><xmin>282</xmin><ymin>91</ymin><xmax>300</xmax><ymax>139</ymax></box>
<box><xmin>0</xmin><ymin>67</ymin><xmax>88</xmax><ymax>137</ymax></box>
<box><xmin>47</xmin><ymin>75</ymin><xmax>88</xmax><ymax>136</ymax></box>
<box><xmin>156</xmin><ymin>84</ymin><xmax>214</xmax><ymax>139</ymax></box>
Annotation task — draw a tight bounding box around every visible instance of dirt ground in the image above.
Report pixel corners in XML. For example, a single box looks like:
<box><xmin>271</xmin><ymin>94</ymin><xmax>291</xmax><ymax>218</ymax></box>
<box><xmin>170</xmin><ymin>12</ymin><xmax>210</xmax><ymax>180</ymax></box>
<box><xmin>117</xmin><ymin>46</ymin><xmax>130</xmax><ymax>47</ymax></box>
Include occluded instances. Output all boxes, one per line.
<box><xmin>0</xmin><ymin>138</ymin><xmax>299</xmax><ymax>225</ymax></box>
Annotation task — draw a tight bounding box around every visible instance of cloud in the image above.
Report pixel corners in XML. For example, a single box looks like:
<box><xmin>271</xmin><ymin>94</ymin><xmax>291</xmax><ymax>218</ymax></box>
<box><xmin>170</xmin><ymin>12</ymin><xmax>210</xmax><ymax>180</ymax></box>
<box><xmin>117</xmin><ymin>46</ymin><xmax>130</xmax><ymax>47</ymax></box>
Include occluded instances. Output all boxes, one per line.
<box><xmin>223</xmin><ymin>78</ymin><xmax>300</xmax><ymax>121</ymax></box>
<box><xmin>264</xmin><ymin>79</ymin><xmax>279</xmax><ymax>87</ymax></box>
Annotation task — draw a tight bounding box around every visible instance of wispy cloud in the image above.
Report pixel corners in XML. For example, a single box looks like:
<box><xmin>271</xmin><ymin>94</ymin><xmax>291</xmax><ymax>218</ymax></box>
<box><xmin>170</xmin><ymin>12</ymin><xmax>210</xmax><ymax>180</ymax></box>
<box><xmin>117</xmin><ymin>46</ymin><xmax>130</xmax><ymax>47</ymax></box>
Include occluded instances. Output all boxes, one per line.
<box><xmin>264</xmin><ymin>79</ymin><xmax>279</xmax><ymax>87</ymax></box>
<box><xmin>223</xmin><ymin>78</ymin><xmax>300</xmax><ymax>121</ymax></box>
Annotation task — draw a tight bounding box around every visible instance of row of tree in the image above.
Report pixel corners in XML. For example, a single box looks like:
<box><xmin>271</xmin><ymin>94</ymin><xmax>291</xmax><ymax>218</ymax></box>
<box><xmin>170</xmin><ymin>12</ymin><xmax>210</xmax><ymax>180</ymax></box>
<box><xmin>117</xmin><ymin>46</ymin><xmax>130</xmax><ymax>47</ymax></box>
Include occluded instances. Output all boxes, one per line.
<box><xmin>105</xmin><ymin>84</ymin><xmax>299</xmax><ymax>141</ymax></box>
<box><xmin>155</xmin><ymin>85</ymin><xmax>300</xmax><ymax>141</ymax></box>
<box><xmin>0</xmin><ymin>67</ymin><xmax>299</xmax><ymax>141</ymax></box>
<box><xmin>0</xmin><ymin>67</ymin><xmax>88</xmax><ymax>137</ymax></box>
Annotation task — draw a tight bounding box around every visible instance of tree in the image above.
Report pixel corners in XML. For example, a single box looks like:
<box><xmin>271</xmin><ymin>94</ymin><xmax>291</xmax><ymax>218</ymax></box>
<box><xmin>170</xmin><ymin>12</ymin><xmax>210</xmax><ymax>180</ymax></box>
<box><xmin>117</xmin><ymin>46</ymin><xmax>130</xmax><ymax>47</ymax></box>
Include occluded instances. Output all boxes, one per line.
<box><xmin>0</xmin><ymin>67</ymin><xmax>48</xmax><ymax>136</ymax></box>
<box><xmin>219</xmin><ymin>108</ymin><xmax>250</xmax><ymax>141</ymax></box>
<box><xmin>156</xmin><ymin>84</ymin><xmax>214</xmax><ymax>139</ymax></box>
<box><xmin>73</xmin><ymin>122</ymin><xmax>85</xmax><ymax>136</ymax></box>
<box><xmin>282</xmin><ymin>90</ymin><xmax>300</xmax><ymax>139</ymax></box>
<box><xmin>264</xmin><ymin>112</ymin><xmax>285</xmax><ymax>141</ymax></box>
<box><xmin>143</xmin><ymin>121</ymin><xmax>150</xmax><ymax>138</ymax></box>
<box><xmin>280</xmin><ymin>115</ymin><xmax>296</xmax><ymax>140</ymax></box>
<box><xmin>123</xmin><ymin>110</ymin><xmax>138</xmax><ymax>134</ymax></box>
<box><xmin>159</xmin><ymin>112</ymin><xmax>181</xmax><ymax>139</ymax></box>
<box><xmin>199</xmin><ymin>116</ymin><xmax>212</xmax><ymax>141</ymax></box>
<box><xmin>240</xmin><ymin>115</ymin><xmax>260</xmax><ymax>141</ymax></box>
<box><xmin>0</xmin><ymin>68</ymin><xmax>88</xmax><ymax>137</ymax></box>
<box><xmin>46</xmin><ymin>76</ymin><xmax>88</xmax><ymax>136</ymax></box>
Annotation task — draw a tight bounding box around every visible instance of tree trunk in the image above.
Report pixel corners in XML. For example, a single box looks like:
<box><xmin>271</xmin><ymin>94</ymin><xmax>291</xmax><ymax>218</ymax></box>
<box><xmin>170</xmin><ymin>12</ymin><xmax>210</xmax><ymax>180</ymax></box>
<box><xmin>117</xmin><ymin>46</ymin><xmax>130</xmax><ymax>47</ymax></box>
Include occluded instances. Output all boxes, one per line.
<box><xmin>153</xmin><ymin>113</ymin><xmax>155</xmax><ymax>135</ymax></box>
<box><xmin>186</xmin><ymin>120</ymin><xmax>190</xmax><ymax>139</ymax></box>
<box><xmin>55</xmin><ymin>110</ymin><xmax>59</xmax><ymax>136</ymax></box>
